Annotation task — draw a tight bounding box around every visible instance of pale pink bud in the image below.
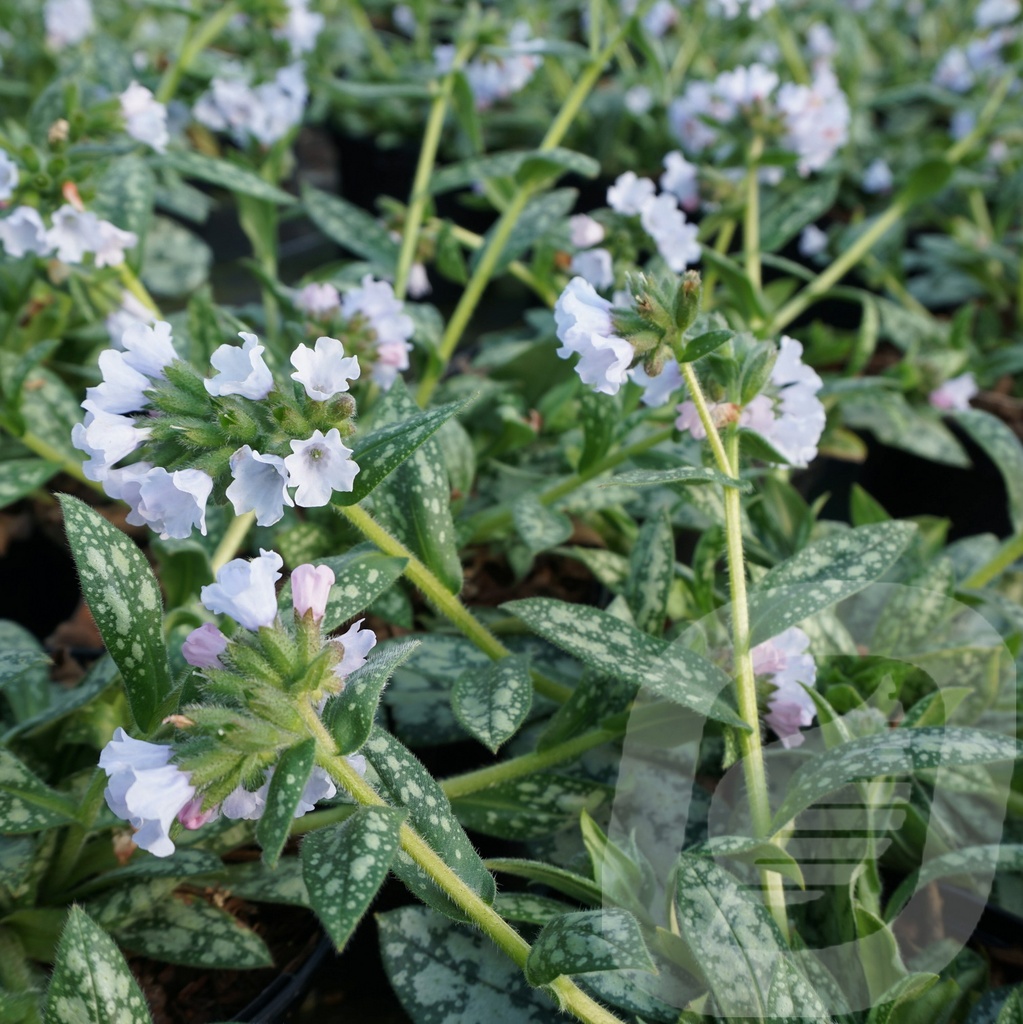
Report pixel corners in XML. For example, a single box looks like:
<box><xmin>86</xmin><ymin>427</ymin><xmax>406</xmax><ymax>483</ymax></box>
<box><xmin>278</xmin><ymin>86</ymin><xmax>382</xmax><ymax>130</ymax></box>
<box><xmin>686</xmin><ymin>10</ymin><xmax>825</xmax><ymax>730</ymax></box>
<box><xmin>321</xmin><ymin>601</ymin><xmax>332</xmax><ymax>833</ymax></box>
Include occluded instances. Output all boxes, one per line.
<box><xmin>291</xmin><ymin>564</ymin><xmax>335</xmax><ymax>621</ymax></box>
<box><xmin>182</xmin><ymin>623</ymin><xmax>228</xmax><ymax>668</ymax></box>
<box><xmin>177</xmin><ymin>794</ymin><xmax>218</xmax><ymax>830</ymax></box>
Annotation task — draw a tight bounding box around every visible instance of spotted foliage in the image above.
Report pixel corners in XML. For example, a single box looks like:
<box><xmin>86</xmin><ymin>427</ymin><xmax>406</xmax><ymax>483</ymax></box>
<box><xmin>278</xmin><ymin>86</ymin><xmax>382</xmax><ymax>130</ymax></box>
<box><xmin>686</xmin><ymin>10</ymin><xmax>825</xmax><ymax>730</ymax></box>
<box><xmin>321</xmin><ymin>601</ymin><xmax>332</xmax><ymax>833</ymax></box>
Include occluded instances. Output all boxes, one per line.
<box><xmin>451</xmin><ymin>655</ymin><xmax>533</xmax><ymax>752</ymax></box>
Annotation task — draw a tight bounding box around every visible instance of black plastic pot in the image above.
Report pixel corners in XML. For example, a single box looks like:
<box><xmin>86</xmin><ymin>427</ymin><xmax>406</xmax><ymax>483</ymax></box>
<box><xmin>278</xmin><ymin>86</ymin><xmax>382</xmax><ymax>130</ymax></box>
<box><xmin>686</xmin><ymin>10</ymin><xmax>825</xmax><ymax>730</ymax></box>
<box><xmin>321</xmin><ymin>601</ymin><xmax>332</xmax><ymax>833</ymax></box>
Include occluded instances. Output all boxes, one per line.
<box><xmin>232</xmin><ymin>935</ymin><xmax>334</xmax><ymax>1023</ymax></box>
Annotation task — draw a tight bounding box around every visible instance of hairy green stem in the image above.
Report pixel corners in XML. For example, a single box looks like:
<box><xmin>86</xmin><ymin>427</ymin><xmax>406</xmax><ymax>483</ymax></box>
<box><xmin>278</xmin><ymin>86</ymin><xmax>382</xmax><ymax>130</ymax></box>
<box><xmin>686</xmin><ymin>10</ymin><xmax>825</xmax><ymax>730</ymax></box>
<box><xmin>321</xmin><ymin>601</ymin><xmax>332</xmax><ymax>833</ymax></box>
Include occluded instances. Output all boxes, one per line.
<box><xmin>416</xmin><ymin>29</ymin><xmax>629</xmax><ymax>405</ymax></box>
<box><xmin>448</xmin><ymin>224</ymin><xmax>558</xmax><ymax>304</ymax></box>
<box><xmin>155</xmin><ymin>2</ymin><xmax>240</xmax><ymax>104</ymax></box>
<box><xmin>20</xmin><ymin>431</ymin><xmax>105</xmax><ymax>494</ymax></box>
<box><xmin>117</xmin><ymin>264</ymin><xmax>160</xmax><ymax>316</ymax></box>
<box><xmin>44</xmin><ymin>770</ymin><xmax>107</xmax><ymax>897</ymax></box>
<box><xmin>336</xmin><ymin>503</ymin><xmax>571</xmax><ymax>702</ymax></box>
<box><xmin>678</xmin><ymin>362</ymin><xmax>789</xmax><ymax>937</ymax></box>
<box><xmin>466</xmin><ymin>425</ymin><xmax>674</xmax><ymax>542</ymax></box>
<box><xmin>297</xmin><ymin>701</ymin><xmax>628</xmax><ymax>1024</ymax></box>
<box><xmin>395</xmin><ymin>47</ymin><xmax>473</xmax><ymax>301</ymax></box>
<box><xmin>744</xmin><ymin>137</ymin><xmax>764</xmax><ymax>297</ymax></box>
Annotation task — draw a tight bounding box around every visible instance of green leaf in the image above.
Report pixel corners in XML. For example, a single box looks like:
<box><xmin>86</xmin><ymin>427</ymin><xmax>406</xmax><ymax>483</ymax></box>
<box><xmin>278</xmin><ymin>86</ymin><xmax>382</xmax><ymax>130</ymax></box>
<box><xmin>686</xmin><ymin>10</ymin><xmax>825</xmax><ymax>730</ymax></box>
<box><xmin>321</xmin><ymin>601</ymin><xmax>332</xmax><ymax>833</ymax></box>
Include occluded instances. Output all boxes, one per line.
<box><xmin>256</xmin><ymin>739</ymin><xmax>316</xmax><ymax>868</ymax></box>
<box><xmin>0</xmin><ymin>648</ymin><xmax>50</xmax><ymax>690</ymax></box>
<box><xmin>748</xmin><ymin>521</ymin><xmax>917</xmax><ymax>646</ymax></box>
<box><xmin>58</xmin><ymin>495</ymin><xmax>172</xmax><ymax>733</ymax></box>
<box><xmin>679</xmin><ymin>329</ymin><xmax>734</xmax><ymax>363</ymax></box>
<box><xmin>453</xmin><ymin>774</ymin><xmax>610</xmax><ymax>840</ymax></box>
<box><xmin>512</xmin><ymin>495</ymin><xmax>572</xmax><ymax>557</ymax></box>
<box><xmin>44</xmin><ymin>907</ymin><xmax>153</xmax><ymax>1024</ymax></box>
<box><xmin>451</xmin><ymin>655</ymin><xmax>532</xmax><ymax>752</ymax></box>
<box><xmin>503</xmin><ymin>598</ymin><xmax>744</xmax><ymax>727</ymax></box>
<box><xmin>378</xmin><ymin>905</ymin><xmax>563</xmax><ymax>1024</ymax></box>
<box><xmin>368</xmin><ymin>380</ymin><xmax>463</xmax><ymax>593</ymax></box>
<box><xmin>578</xmin><ymin>389</ymin><xmax>616</xmax><ymax>472</ymax></box>
<box><xmin>158</xmin><ymin>150</ymin><xmax>296</xmax><ymax>204</ymax></box>
<box><xmin>698</xmin><ymin>247</ymin><xmax>766</xmax><ymax>321</ymax></box>
<box><xmin>525</xmin><ymin>909</ymin><xmax>655</xmax><ymax>986</ymax></box>
<box><xmin>673</xmin><ymin>854</ymin><xmax>790</xmax><ymax>1017</ymax></box>
<box><xmin>997</xmin><ymin>991</ymin><xmax>1023</xmax><ymax>1024</ymax></box>
<box><xmin>432</xmin><ymin>148</ymin><xmax>598</xmax><ymax>194</ymax></box>
<box><xmin>3</xmin><ymin>359</ymin><xmax>82</xmax><ymax>464</ymax></box>
<box><xmin>485</xmin><ymin>858</ymin><xmax>602</xmax><ymax>905</ymax></box>
<box><xmin>68</xmin><ymin>850</ymin><xmax>223</xmax><ymax>899</ymax></box>
<box><xmin>955</xmin><ymin>410</ymin><xmax>1023</xmax><ymax>533</ymax></box>
<box><xmin>609</xmin><ymin>467</ymin><xmax>748</xmax><ymax>490</ymax></box>
<box><xmin>337</xmin><ymin>398</ymin><xmax>471</xmax><ymax>506</ymax></box>
<box><xmin>515</xmin><ymin>149</ymin><xmax>602</xmax><ymax>189</ymax></box>
<box><xmin>772</xmin><ymin>727</ymin><xmax>1019</xmax><ymax>830</ymax></box>
<box><xmin>760</xmin><ymin>175</ymin><xmax>839</xmax><ymax>253</ymax></box>
<box><xmin>114</xmin><ymin>896</ymin><xmax>272</xmax><ymax>969</ymax></box>
<box><xmin>322</xmin><ymin>639</ymin><xmax>420</xmax><ymax>754</ymax></box>
<box><xmin>140</xmin><ymin>216</ymin><xmax>212</xmax><ymax>298</ymax></box>
<box><xmin>278</xmin><ymin>546</ymin><xmax>407</xmax><ymax>633</ymax></box>
<box><xmin>897</xmin><ymin>159</ymin><xmax>954</xmax><ymax>204</ymax></box>
<box><xmin>92</xmin><ymin>155</ymin><xmax>156</xmax><ymax>264</ymax></box>
<box><xmin>301</xmin><ymin>183</ymin><xmax>398</xmax><ymax>267</ymax></box>
<box><xmin>626</xmin><ymin>510</ymin><xmax>674</xmax><ymax>635</ymax></box>
<box><xmin>494</xmin><ymin>892</ymin><xmax>576</xmax><ymax>926</ymax></box>
<box><xmin>843</xmin><ymin>390</ymin><xmax>968</xmax><ymax>466</ymax></box>
<box><xmin>0</xmin><ymin>750</ymin><xmax>77</xmax><ymax>833</ymax></box>
<box><xmin>212</xmin><ymin>859</ymin><xmax>311</xmax><ymax>906</ymax></box>
<box><xmin>302</xmin><ymin>806</ymin><xmax>406</xmax><ymax>950</ymax></box>
<box><xmin>688</xmin><ymin>836</ymin><xmax>805</xmax><ymax>889</ymax></box>
<box><xmin>362</xmin><ymin>727</ymin><xmax>496</xmax><ymax>919</ymax></box>
<box><xmin>865</xmin><ymin>973</ymin><xmax>940</xmax><ymax>1024</ymax></box>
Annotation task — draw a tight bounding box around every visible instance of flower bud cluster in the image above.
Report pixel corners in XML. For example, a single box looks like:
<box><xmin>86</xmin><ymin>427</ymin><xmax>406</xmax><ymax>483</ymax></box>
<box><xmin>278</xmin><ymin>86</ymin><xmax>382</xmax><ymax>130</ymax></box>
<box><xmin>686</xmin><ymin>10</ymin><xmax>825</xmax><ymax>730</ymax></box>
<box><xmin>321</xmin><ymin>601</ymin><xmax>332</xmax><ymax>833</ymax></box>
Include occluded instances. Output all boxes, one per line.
<box><xmin>71</xmin><ymin>320</ymin><xmax>362</xmax><ymax>536</ymax></box>
<box><xmin>99</xmin><ymin>550</ymin><xmax>378</xmax><ymax>857</ymax></box>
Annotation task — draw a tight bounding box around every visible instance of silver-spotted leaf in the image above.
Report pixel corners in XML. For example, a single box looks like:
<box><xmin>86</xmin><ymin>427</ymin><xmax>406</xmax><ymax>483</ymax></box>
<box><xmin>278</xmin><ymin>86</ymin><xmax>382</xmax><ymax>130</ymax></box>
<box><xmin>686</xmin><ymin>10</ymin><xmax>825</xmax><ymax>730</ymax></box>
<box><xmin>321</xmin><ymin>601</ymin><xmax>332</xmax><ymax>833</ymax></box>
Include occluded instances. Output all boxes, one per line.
<box><xmin>302</xmin><ymin>805</ymin><xmax>406</xmax><ymax>949</ymax></box>
<box><xmin>502</xmin><ymin>598</ymin><xmax>743</xmax><ymax>727</ymax></box>
<box><xmin>626</xmin><ymin>510</ymin><xmax>675</xmax><ymax>635</ymax></box>
<box><xmin>956</xmin><ymin>410</ymin><xmax>1023</xmax><ymax>533</ymax></box>
<box><xmin>451</xmin><ymin>655</ymin><xmax>533</xmax><ymax>752</ymax></box>
<box><xmin>301</xmin><ymin>184</ymin><xmax>399</xmax><ymax>267</ymax></box>
<box><xmin>0</xmin><ymin>459</ymin><xmax>60</xmax><ymax>510</ymax></box>
<box><xmin>58</xmin><ymin>495</ymin><xmax>172</xmax><ymax>733</ymax></box>
<box><xmin>362</xmin><ymin>727</ymin><xmax>496</xmax><ymax>920</ymax></box>
<box><xmin>256</xmin><ymin>739</ymin><xmax>316</xmax><ymax>869</ymax></box>
<box><xmin>44</xmin><ymin>907</ymin><xmax>152</xmax><ymax>1024</ymax></box>
<box><xmin>749</xmin><ymin>521</ymin><xmax>916</xmax><ymax>646</ymax></box>
<box><xmin>378</xmin><ymin>905</ymin><xmax>562</xmax><ymax>1024</ymax></box>
<box><xmin>512</xmin><ymin>495</ymin><xmax>573</xmax><ymax>557</ymax></box>
<box><xmin>525</xmin><ymin>909</ymin><xmax>655</xmax><ymax>986</ymax></box>
<box><xmin>160</xmin><ymin>150</ymin><xmax>295</xmax><ymax>204</ymax></box>
<box><xmin>0</xmin><ymin>749</ymin><xmax>77</xmax><ymax>833</ymax></box>
<box><xmin>322</xmin><ymin>640</ymin><xmax>420</xmax><ymax>754</ymax></box>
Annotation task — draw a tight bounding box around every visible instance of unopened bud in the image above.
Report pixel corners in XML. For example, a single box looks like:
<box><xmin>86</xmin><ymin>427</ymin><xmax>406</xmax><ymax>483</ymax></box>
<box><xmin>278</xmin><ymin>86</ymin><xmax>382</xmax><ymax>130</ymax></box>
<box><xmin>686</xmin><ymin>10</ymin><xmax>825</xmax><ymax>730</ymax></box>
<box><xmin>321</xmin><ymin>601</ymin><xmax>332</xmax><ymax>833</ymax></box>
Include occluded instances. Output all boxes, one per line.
<box><xmin>48</xmin><ymin>119</ymin><xmax>70</xmax><ymax>145</ymax></box>
<box><xmin>61</xmin><ymin>180</ymin><xmax>85</xmax><ymax>211</ymax></box>
<box><xmin>643</xmin><ymin>346</ymin><xmax>670</xmax><ymax>378</ymax></box>
<box><xmin>673</xmin><ymin>270</ymin><xmax>702</xmax><ymax>332</ymax></box>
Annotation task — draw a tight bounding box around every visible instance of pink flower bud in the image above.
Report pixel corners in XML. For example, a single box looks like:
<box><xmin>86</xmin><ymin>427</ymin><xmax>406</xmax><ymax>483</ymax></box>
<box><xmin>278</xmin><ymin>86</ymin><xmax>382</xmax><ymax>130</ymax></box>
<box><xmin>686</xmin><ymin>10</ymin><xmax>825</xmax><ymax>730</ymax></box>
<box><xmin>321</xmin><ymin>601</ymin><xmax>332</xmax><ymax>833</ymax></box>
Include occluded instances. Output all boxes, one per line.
<box><xmin>177</xmin><ymin>794</ymin><xmax>218</xmax><ymax>830</ymax></box>
<box><xmin>182</xmin><ymin>622</ymin><xmax>228</xmax><ymax>669</ymax></box>
<box><xmin>291</xmin><ymin>564</ymin><xmax>335</xmax><ymax>621</ymax></box>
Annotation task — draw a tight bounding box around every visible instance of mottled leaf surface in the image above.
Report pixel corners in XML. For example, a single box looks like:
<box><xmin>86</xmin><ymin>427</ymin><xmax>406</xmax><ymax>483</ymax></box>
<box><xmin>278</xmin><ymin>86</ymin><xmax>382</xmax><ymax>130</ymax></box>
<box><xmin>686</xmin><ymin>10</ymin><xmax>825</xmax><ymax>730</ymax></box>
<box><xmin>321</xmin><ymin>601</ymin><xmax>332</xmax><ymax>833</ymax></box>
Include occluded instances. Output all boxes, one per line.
<box><xmin>302</xmin><ymin>806</ymin><xmax>405</xmax><ymax>950</ymax></box>
<box><xmin>512</xmin><ymin>495</ymin><xmax>572</xmax><ymax>557</ymax></box>
<box><xmin>0</xmin><ymin>749</ymin><xmax>76</xmax><ymax>833</ymax></box>
<box><xmin>45</xmin><ymin>907</ymin><xmax>152</xmax><ymax>1024</ymax></box>
<box><xmin>58</xmin><ymin>495</ymin><xmax>171</xmax><ymax>733</ymax></box>
<box><xmin>451</xmin><ymin>655</ymin><xmax>533</xmax><ymax>752</ymax></box>
<box><xmin>160</xmin><ymin>151</ymin><xmax>295</xmax><ymax>204</ymax></box>
<box><xmin>626</xmin><ymin>510</ymin><xmax>674</xmax><ymax>635</ymax></box>
<box><xmin>302</xmin><ymin>184</ymin><xmax>398</xmax><ymax>266</ymax></box>
<box><xmin>525</xmin><ymin>909</ymin><xmax>654</xmax><ymax>986</ymax></box>
<box><xmin>0</xmin><ymin>459</ymin><xmax>60</xmax><ymax>510</ymax></box>
<box><xmin>379</xmin><ymin>905</ymin><xmax>563</xmax><ymax>1024</ymax></box>
<box><xmin>956</xmin><ymin>410</ymin><xmax>1023</xmax><ymax>533</ymax></box>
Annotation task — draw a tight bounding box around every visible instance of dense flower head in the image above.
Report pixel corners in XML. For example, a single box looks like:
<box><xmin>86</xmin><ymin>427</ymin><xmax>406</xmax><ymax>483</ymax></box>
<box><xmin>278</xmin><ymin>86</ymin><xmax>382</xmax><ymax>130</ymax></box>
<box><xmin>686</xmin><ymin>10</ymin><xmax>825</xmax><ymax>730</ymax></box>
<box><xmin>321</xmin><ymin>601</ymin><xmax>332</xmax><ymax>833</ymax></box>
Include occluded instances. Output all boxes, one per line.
<box><xmin>751</xmin><ymin>627</ymin><xmax>817</xmax><ymax>748</ymax></box>
<box><xmin>554</xmin><ymin>277</ymin><xmax>635</xmax><ymax>395</ymax></box>
<box><xmin>194</xmin><ymin>64</ymin><xmax>308</xmax><ymax>146</ymax></box>
<box><xmin>341</xmin><ymin>275</ymin><xmax>414</xmax><ymax>389</ymax></box>
<box><xmin>290</xmin><ymin>336</ymin><xmax>361</xmax><ymax>401</ymax></box>
<box><xmin>435</xmin><ymin>23</ymin><xmax>541</xmax><ymax>109</ymax></box>
<box><xmin>0</xmin><ymin>201</ymin><xmax>138</xmax><ymax>266</ymax></box>
<box><xmin>296</xmin><ymin>282</ymin><xmax>342</xmax><ymax>318</ymax></box>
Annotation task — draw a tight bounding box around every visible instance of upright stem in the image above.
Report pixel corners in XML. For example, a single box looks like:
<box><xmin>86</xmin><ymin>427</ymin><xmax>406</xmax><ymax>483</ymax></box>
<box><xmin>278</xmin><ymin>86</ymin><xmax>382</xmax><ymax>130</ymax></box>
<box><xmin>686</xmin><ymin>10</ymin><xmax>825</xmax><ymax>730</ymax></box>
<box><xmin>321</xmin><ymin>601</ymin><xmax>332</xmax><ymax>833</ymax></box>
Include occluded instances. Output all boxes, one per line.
<box><xmin>20</xmin><ymin>431</ymin><xmax>105</xmax><ymax>494</ymax></box>
<box><xmin>295</xmin><ymin>701</ymin><xmax>628</xmax><ymax>1024</ymax></box>
<box><xmin>211</xmin><ymin>510</ymin><xmax>256</xmax><ymax>573</ymax></box>
<box><xmin>336</xmin><ymin>503</ymin><xmax>572</xmax><ymax>702</ymax></box>
<box><xmin>416</xmin><ymin>28</ymin><xmax>630</xmax><ymax>405</ymax></box>
<box><xmin>155</xmin><ymin>2</ymin><xmax>240</xmax><ymax>104</ymax></box>
<box><xmin>678</xmin><ymin>362</ymin><xmax>789</xmax><ymax>937</ymax></box>
<box><xmin>395</xmin><ymin>47</ymin><xmax>473</xmax><ymax>300</ymax></box>
<box><xmin>744</xmin><ymin>137</ymin><xmax>764</xmax><ymax>295</ymax></box>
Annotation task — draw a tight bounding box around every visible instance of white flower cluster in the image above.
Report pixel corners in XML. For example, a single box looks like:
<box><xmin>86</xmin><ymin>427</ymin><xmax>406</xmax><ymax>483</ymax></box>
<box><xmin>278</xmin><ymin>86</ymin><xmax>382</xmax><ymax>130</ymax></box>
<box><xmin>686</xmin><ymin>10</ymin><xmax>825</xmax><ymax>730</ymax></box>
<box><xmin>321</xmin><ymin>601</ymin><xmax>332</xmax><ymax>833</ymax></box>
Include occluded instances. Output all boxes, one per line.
<box><xmin>750</xmin><ymin>626</ymin><xmax>817</xmax><ymax>748</ymax></box>
<box><xmin>71</xmin><ymin>321</ymin><xmax>362</xmax><ymax>536</ymax></box>
<box><xmin>276</xmin><ymin>0</ymin><xmax>325</xmax><ymax>55</ymax></box>
<box><xmin>676</xmin><ymin>336</ymin><xmax>826</xmax><ymax>467</ymax></box>
<box><xmin>295</xmin><ymin>275</ymin><xmax>415</xmax><ymax>389</ymax></box>
<box><xmin>0</xmin><ymin>166</ymin><xmax>138</xmax><ymax>266</ymax></box>
<box><xmin>43</xmin><ymin>0</ymin><xmax>93</xmax><ymax>50</ymax></box>
<box><xmin>120</xmin><ymin>82</ymin><xmax>169</xmax><ymax>153</ymax></box>
<box><xmin>194</xmin><ymin>64</ymin><xmax>308</xmax><ymax>147</ymax></box>
<box><xmin>434</xmin><ymin>24</ymin><xmax>541</xmax><ymax>110</ymax></box>
<box><xmin>553</xmin><ymin>277</ymin><xmax>634</xmax><ymax>395</ymax></box>
<box><xmin>933</xmin><ymin>24</ymin><xmax>1017</xmax><ymax>93</ymax></box>
<box><xmin>567</xmin><ymin>214</ymin><xmax>614</xmax><ymax>291</ymax></box>
<box><xmin>669</xmin><ymin>60</ymin><xmax>850</xmax><ymax>177</ymax></box>
<box><xmin>607</xmin><ymin>165</ymin><xmax>701</xmax><ymax>272</ymax></box>
<box><xmin>99</xmin><ymin>552</ymin><xmax>377</xmax><ymax>857</ymax></box>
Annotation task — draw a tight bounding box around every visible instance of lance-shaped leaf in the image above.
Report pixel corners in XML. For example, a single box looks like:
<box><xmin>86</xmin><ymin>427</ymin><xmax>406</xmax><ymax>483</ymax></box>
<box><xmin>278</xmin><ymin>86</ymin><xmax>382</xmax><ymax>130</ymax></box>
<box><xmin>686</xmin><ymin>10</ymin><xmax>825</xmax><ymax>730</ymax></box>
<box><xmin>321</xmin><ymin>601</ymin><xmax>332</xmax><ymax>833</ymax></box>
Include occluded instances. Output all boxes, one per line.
<box><xmin>0</xmin><ymin>459</ymin><xmax>60</xmax><ymax>510</ymax></box>
<box><xmin>512</xmin><ymin>495</ymin><xmax>573</xmax><ymax>557</ymax></box>
<box><xmin>502</xmin><ymin>598</ymin><xmax>744</xmax><ymax>727</ymax></box>
<box><xmin>58</xmin><ymin>495</ymin><xmax>172</xmax><ymax>733</ymax></box>
<box><xmin>759</xmin><ymin>174</ymin><xmax>839</xmax><ymax>253</ymax></box>
<box><xmin>362</xmin><ymin>727</ymin><xmax>496</xmax><ymax>920</ymax></box>
<box><xmin>379</xmin><ymin>905</ymin><xmax>563</xmax><ymax>1024</ymax></box>
<box><xmin>626</xmin><ymin>510</ymin><xmax>675</xmax><ymax>635</ymax></box>
<box><xmin>278</xmin><ymin>545</ymin><xmax>407</xmax><ymax>632</ymax></box>
<box><xmin>44</xmin><ymin>907</ymin><xmax>153</xmax><ymax>1024</ymax></box>
<box><xmin>485</xmin><ymin>858</ymin><xmax>603</xmax><ymax>906</ymax></box>
<box><xmin>0</xmin><ymin>749</ymin><xmax>77</xmax><ymax>834</ymax></box>
<box><xmin>160</xmin><ymin>150</ymin><xmax>295</xmax><ymax>204</ymax></box>
<box><xmin>431</xmin><ymin>147</ymin><xmax>599</xmax><ymax>194</ymax></box>
<box><xmin>473</xmin><ymin>188</ymin><xmax>577</xmax><ymax>275</ymax></box>
<box><xmin>336</xmin><ymin>398</ymin><xmax>471</xmax><ymax>506</ymax></box>
<box><xmin>956</xmin><ymin>409</ymin><xmax>1023</xmax><ymax>533</ymax></box>
<box><xmin>322</xmin><ymin>640</ymin><xmax>420</xmax><ymax>754</ymax></box>
<box><xmin>748</xmin><ymin>521</ymin><xmax>916</xmax><ymax>646</ymax></box>
<box><xmin>525</xmin><ymin>909</ymin><xmax>655</xmax><ymax>987</ymax></box>
<box><xmin>772</xmin><ymin>727</ymin><xmax>1019</xmax><ymax>832</ymax></box>
<box><xmin>608</xmin><ymin>466</ymin><xmax>747</xmax><ymax>490</ymax></box>
<box><xmin>673</xmin><ymin>854</ymin><xmax>791</xmax><ymax>1018</ymax></box>
<box><xmin>302</xmin><ymin>183</ymin><xmax>398</xmax><ymax>266</ymax></box>
<box><xmin>302</xmin><ymin>806</ymin><xmax>406</xmax><ymax>950</ymax></box>
<box><xmin>113</xmin><ymin>896</ymin><xmax>271</xmax><ymax>969</ymax></box>
<box><xmin>68</xmin><ymin>849</ymin><xmax>223</xmax><ymax>900</ymax></box>
<box><xmin>256</xmin><ymin>739</ymin><xmax>316</xmax><ymax>869</ymax></box>
<box><xmin>211</xmin><ymin>859</ymin><xmax>311</xmax><ymax>907</ymax></box>
<box><xmin>451</xmin><ymin>655</ymin><xmax>533</xmax><ymax>752</ymax></box>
